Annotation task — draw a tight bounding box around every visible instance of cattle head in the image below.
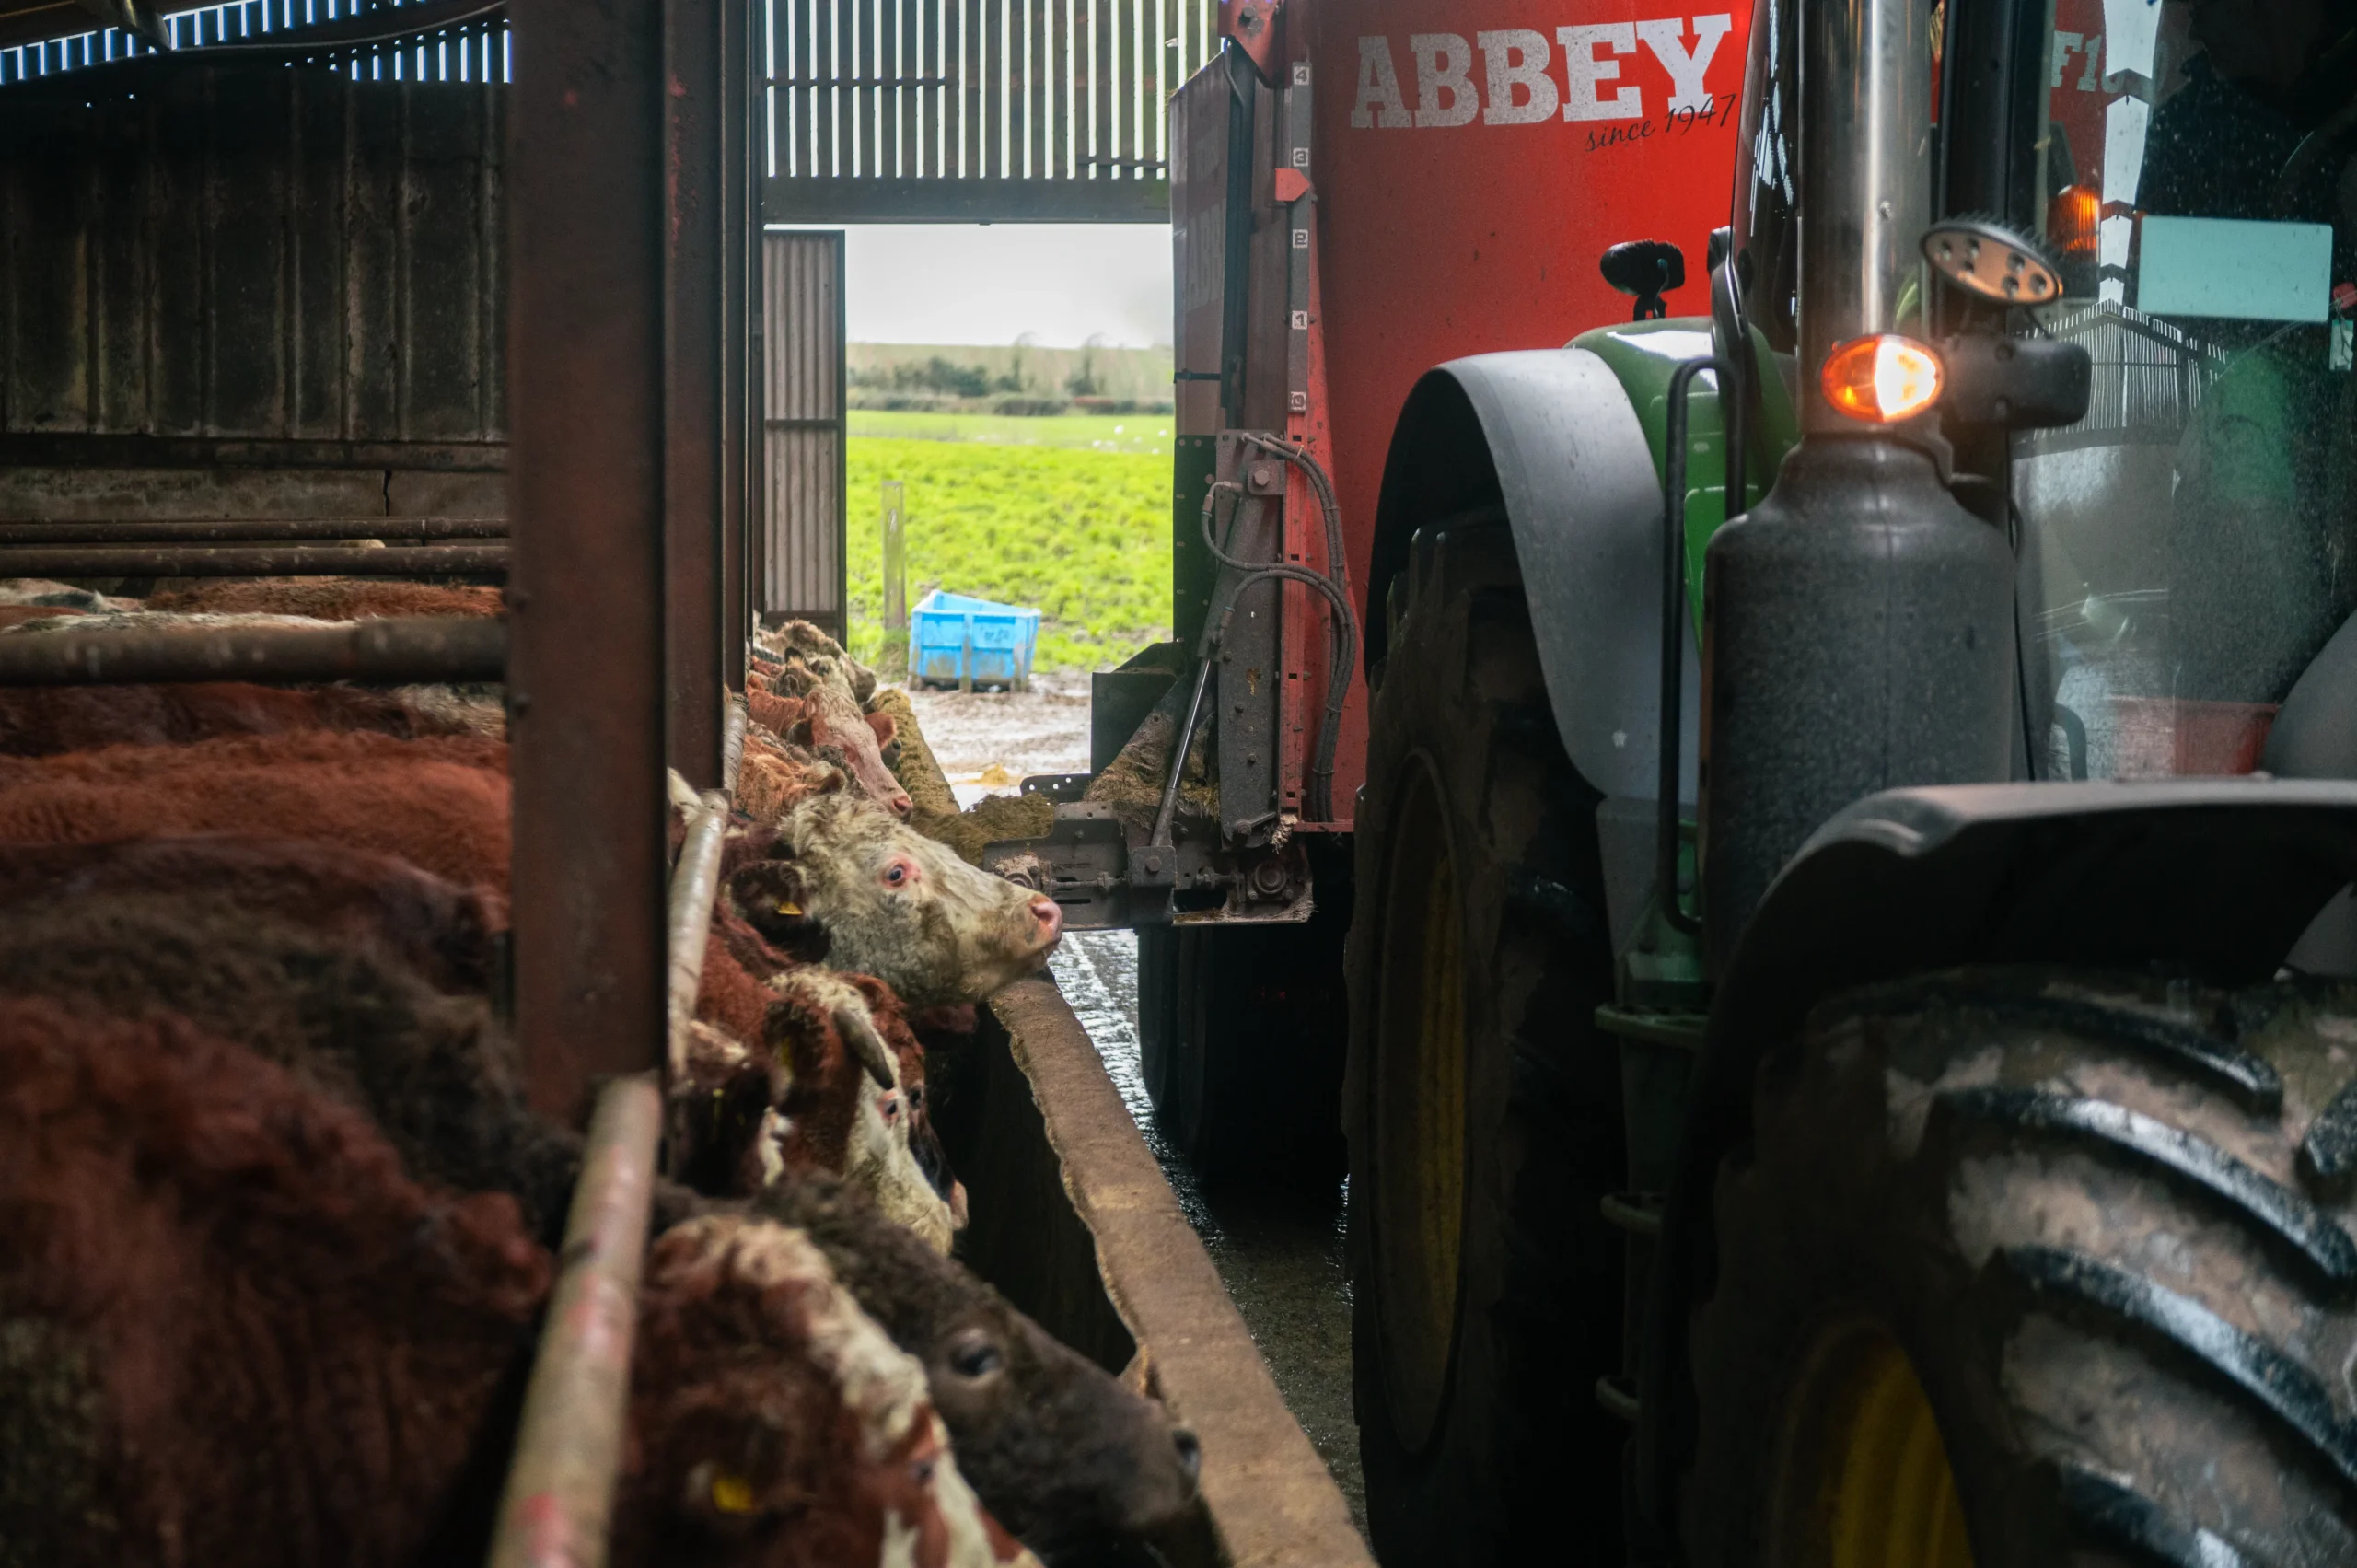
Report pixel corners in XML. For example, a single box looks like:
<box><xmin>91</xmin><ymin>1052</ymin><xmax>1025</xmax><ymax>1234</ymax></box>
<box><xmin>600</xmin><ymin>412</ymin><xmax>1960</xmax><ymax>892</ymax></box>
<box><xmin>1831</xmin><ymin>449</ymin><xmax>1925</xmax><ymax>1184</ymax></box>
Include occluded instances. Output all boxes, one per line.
<box><xmin>731</xmin><ymin>796</ymin><xmax>1061</xmax><ymax>1009</ymax></box>
<box><xmin>623</xmin><ymin>1214</ymin><xmax>1039</xmax><ymax>1568</ymax></box>
<box><xmin>760</xmin><ymin>619</ymin><xmax>881</xmax><ymax>705</ymax></box>
<box><xmin>762</xmin><ymin>968</ymin><xmax>957</xmax><ymax>1253</ymax></box>
<box><xmin>748</xmin><ymin>624</ymin><xmax>909</xmax><ymax>819</ymax></box>
<box><xmin>756</xmin><ymin>1179</ymin><xmax>1203</xmax><ymax>1561</ymax></box>
<box><xmin>745</xmin><ymin>688</ymin><xmax>911</xmax><ymax>821</ymax></box>
<box><xmin>737</xmin><ymin>731</ymin><xmax>851</xmax><ymax>825</ymax></box>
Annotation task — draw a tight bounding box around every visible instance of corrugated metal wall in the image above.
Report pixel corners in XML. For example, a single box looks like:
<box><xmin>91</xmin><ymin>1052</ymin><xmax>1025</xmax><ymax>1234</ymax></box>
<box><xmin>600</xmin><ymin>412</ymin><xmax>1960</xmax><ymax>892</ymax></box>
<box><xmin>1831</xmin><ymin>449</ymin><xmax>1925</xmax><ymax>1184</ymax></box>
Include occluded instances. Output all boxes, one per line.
<box><xmin>761</xmin><ymin>0</ymin><xmax>1213</xmax><ymax>219</ymax></box>
<box><xmin>765</xmin><ymin>0</ymin><xmax>1213</xmax><ymax>182</ymax></box>
<box><xmin>0</xmin><ymin>63</ymin><xmax>505</xmax><ymax>470</ymax></box>
<box><xmin>761</xmin><ymin>228</ymin><xmax>844</xmax><ymax>627</ymax></box>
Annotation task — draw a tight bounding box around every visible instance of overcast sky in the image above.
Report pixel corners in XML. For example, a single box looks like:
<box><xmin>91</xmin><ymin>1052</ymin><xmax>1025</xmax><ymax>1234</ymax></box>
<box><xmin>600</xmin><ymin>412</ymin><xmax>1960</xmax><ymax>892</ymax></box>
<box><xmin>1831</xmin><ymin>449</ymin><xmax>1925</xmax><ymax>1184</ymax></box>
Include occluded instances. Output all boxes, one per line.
<box><xmin>783</xmin><ymin>224</ymin><xmax>1173</xmax><ymax>348</ymax></box>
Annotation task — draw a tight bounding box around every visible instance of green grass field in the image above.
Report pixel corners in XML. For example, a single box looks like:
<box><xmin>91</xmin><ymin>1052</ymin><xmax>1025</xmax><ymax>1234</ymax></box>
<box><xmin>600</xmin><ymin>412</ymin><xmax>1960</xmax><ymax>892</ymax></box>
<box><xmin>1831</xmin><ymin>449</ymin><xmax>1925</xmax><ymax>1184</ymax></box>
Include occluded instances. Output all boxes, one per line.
<box><xmin>847</xmin><ymin>409</ymin><xmax>1175</xmax><ymax>455</ymax></box>
<box><xmin>846</xmin><ymin>434</ymin><xmax>1172</xmax><ymax>675</ymax></box>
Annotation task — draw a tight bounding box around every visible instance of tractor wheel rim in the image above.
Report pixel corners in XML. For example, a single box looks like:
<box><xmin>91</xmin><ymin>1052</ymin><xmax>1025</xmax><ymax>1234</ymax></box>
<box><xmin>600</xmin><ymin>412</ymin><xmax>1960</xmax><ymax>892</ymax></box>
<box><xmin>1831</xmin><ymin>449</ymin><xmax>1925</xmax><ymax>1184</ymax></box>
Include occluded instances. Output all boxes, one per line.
<box><xmin>1775</xmin><ymin>1324</ymin><xmax>1975</xmax><ymax>1568</ymax></box>
<box><xmin>1371</xmin><ymin>757</ymin><xmax>1466</xmax><ymax>1450</ymax></box>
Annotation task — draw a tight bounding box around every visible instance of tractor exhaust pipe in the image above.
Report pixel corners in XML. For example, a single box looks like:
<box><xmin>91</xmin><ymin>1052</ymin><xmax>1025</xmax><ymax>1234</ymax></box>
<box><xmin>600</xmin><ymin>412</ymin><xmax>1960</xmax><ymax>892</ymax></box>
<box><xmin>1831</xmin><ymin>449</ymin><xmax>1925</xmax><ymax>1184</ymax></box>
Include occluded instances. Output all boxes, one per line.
<box><xmin>1698</xmin><ymin>0</ymin><xmax>2016</xmax><ymax>972</ymax></box>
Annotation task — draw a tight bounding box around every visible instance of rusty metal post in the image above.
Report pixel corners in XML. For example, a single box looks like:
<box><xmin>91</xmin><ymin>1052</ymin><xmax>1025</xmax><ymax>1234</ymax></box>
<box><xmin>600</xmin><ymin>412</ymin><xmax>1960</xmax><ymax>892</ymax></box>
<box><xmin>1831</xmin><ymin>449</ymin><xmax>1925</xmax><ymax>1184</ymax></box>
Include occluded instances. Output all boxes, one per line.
<box><xmin>662</xmin><ymin>0</ymin><xmax>729</xmax><ymax>791</ymax></box>
<box><xmin>507</xmin><ymin>0</ymin><xmax>669</xmax><ymax>1122</ymax></box>
<box><xmin>483</xmin><ymin>1073</ymin><xmax>664</xmax><ymax>1568</ymax></box>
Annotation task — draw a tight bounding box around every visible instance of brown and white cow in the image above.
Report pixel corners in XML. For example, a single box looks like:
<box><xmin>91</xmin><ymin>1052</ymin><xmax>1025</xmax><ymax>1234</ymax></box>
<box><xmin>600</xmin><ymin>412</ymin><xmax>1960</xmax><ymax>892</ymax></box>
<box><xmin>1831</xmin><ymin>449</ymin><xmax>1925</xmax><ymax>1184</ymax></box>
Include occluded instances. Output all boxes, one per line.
<box><xmin>0</xmin><ymin>889</ymin><xmax>1197</xmax><ymax>1558</ymax></box>
<box><xmin>763</xmin><ymin>966</ymin><xmax>957</xmax><ymax>1252</ymax></box>
<box><xmin>0</xmin><ymin>995</ymin><xmax>1035</xmax><ymax>1568</ymax></box>
<box><xmin>680</xmin><ymin>939</ymin><xmax>957</xmax><ymax>1252</ymax></box>
<box><xmin>747</xmin><ymin>621</ymin><xmax>911</xmax><ymax>819</ymax></box>
<box><xmin>727</xmin><ymin>794</ymin><xmax>1062</xmax><ymax>1010</ymax></box>
<box><xmin>759</xmin><ymin>1179</ymin><xmax>1205</xmax><ymax>1561</ymax></box>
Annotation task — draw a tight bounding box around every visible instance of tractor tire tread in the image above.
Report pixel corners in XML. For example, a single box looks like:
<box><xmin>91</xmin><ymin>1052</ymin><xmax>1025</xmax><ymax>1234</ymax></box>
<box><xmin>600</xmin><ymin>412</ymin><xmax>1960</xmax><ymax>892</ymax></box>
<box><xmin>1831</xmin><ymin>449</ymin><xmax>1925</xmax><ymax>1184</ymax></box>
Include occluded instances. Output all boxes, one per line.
<box><xmin>1682</xmin><ymin>969</ymin><xmax>2357</xmax><ymax>1568</ymax></box>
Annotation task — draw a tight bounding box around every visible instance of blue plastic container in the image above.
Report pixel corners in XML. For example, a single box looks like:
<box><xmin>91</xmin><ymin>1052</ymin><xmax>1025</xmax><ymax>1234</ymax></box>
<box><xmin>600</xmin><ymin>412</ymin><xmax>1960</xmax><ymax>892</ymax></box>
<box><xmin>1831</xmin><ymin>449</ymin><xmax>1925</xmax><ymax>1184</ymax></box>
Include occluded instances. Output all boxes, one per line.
<box><xmin>908</xmin><ymin>589</ymin><xmax>1041</xmax><ymax>690</ymax></box>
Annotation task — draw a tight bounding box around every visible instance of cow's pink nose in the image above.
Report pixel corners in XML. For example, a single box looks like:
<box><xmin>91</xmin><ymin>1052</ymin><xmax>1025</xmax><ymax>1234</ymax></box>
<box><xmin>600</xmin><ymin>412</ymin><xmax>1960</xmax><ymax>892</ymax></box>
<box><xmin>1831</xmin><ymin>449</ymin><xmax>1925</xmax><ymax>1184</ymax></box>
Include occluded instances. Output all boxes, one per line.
<box><xmin>888</xmin><ymin>791</ymin><xmax>913</xmax><ymax>818</ymax></box>
<box><xmin>1028</xmin><ymin>897</ymin><xmax>1062</xmax><ymax>946</ymax></box>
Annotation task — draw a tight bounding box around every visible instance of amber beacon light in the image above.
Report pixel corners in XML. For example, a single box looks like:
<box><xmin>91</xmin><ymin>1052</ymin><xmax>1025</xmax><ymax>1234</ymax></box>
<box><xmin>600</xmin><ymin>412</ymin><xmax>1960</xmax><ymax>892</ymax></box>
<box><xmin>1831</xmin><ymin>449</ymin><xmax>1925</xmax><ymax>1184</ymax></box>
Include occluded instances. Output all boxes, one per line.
<box><xmin>1819</xmin><ymin>334</ymin><xmax>1944</xmax><ymax>423</ymax></box>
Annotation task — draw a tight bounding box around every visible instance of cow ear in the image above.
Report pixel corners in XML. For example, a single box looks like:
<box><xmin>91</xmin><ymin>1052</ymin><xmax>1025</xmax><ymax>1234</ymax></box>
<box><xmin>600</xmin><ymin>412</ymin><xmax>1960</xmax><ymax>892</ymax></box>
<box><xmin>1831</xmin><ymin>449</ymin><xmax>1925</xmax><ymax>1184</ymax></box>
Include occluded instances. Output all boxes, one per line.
<box><xmin>727</xmin><ymin>862</ymin><xmax>832</xmax><ymax>964</ymax></box>
<box><xmin>865</xmin><ymin>710</ymin><xmax>897</xmax><ymax>749</ymax></box>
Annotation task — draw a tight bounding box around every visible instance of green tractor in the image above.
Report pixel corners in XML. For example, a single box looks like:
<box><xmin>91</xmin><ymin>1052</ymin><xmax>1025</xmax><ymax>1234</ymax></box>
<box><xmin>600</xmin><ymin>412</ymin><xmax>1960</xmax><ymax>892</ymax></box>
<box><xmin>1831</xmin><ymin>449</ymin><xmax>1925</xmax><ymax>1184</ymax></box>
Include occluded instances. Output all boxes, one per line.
<box><xmin>1345</xmin><ymin>0</ymin><xmax>2357</xmax><ymax>1563</ymax></box>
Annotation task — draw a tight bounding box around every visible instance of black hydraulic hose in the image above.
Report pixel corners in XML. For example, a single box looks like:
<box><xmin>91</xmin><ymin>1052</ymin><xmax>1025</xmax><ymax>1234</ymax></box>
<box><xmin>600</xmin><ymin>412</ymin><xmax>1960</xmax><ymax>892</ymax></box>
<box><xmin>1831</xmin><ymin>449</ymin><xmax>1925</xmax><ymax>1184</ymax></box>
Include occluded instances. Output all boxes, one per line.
<box><xmin>1242</xmin><ymin>432</ymin><xmax>1351</xmax><ymax>606</ymax></box>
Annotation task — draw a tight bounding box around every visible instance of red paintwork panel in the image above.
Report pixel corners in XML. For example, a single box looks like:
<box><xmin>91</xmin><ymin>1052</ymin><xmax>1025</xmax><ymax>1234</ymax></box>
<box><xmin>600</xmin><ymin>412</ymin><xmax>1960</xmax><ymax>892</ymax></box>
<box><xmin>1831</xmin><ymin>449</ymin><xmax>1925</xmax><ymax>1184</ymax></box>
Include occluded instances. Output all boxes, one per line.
<box><xmin>1293</xmin><ymin>1</ymin><xmax>1751</xmax><ymax>823</ymax></box>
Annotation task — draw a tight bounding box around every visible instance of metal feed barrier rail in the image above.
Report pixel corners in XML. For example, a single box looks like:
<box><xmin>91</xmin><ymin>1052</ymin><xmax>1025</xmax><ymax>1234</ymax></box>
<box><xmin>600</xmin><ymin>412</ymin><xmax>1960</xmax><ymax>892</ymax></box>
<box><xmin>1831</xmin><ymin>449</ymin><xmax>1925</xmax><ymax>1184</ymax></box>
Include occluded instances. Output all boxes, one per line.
<box><xmin>3</xmin><ymin>3</ymin><xmax>767</xmax><ymax>1560</ymax></box>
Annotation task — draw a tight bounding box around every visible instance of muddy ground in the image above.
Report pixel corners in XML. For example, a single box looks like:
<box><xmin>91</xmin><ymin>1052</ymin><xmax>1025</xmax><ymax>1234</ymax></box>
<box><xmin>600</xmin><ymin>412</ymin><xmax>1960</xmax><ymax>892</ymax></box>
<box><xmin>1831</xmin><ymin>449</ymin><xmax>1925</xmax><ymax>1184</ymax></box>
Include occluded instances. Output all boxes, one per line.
<box><xmin>897</xmin><ymin>674</ymin><xmax>1366</xmax><ymax>1536</ymax></box>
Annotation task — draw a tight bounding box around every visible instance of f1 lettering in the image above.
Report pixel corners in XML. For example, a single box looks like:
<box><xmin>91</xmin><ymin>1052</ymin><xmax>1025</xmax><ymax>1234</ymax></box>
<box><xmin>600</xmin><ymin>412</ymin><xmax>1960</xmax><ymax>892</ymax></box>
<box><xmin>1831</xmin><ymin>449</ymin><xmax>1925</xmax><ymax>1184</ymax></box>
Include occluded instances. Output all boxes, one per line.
<box><xmin>1353</xmin><ymin>15</ymin><xmax>1735</xmax><ymax>130</ymax></box>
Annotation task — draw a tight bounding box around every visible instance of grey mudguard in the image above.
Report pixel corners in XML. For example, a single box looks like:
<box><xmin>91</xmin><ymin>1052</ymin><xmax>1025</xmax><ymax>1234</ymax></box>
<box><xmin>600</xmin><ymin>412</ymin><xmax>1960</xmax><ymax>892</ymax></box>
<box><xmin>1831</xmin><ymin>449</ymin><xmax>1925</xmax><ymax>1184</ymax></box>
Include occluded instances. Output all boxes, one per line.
<box><xmin>1631</xmin><ymin>776</ymin><xmax>2357</xmax><ymax>1551</ymax></box>
<box><xmin>1372</xmin><ymin>348</ymin><xmax>1697</xmax><ymax>805</ymax></box>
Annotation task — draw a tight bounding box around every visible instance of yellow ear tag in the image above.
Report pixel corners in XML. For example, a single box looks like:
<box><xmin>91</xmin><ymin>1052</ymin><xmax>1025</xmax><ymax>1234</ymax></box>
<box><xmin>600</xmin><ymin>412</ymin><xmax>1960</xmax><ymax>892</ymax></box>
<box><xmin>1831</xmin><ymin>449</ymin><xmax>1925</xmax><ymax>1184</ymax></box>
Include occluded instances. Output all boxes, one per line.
<box><xmin>711</xmin><ymin>1470</ymin><xmax>757</xmax><ymax>1515</ymax></box>
<box><xmin>775</xmin><ymin>900</ymin><xmax>803</xmax><ymax>916</ymax></box>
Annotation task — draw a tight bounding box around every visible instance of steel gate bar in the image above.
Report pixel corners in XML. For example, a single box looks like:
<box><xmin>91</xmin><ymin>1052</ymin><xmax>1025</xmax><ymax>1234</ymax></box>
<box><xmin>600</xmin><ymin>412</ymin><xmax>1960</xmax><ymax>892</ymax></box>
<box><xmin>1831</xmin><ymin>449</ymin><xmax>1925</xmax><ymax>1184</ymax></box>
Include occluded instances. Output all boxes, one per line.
<box><xmin>0</xmin><ymin>518</ymin><xmax>508</xmax><ymax>543</ymax></box>
<box><xmin>482</xmin><ymin>1071</ymin><xmax>664</xmax><ymax>1568</ymax></box>
<box><xmin>0</xmin><ymin>615</ymin><xmax>505</xmax><ymax>685</ymax></box>
<box><xmin>0</xmin><ymin>544</ymin><xmax>508</xmax><ymax>576</ymax></box>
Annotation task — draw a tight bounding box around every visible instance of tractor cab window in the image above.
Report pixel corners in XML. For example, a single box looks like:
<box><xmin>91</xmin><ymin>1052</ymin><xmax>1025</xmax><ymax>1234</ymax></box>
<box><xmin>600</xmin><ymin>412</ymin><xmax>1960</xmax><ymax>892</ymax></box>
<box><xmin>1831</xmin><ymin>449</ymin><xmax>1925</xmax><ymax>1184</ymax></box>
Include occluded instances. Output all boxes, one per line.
<box><xmin>2014</xmin><ymin>0</ymin><xmax>2357</xmax><ymax>778</ymax></box>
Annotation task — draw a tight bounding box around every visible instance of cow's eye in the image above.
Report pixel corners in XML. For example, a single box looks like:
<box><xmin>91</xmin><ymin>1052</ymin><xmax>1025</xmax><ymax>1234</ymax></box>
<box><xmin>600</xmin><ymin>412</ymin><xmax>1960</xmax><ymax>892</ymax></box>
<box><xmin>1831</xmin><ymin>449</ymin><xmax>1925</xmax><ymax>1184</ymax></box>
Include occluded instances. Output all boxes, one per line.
<box><xmin>907</xmin><ymin>1085</ymin><xmax>925</xmax><ymax>1111</ymax></box>
<box><xmin>880</xmin><ymin>856</ymin><xmax>919</xmax><ymax>889</ymax></box>
<box><xmin>946</xmin><ymin>1329</ymin><xmax>1005</xmax><ymax>1380</ymax></box>
<box><xmin>879</xmin><ymin>1093</ymin><xmax>902</xmax><ymax>1123</ymax></box>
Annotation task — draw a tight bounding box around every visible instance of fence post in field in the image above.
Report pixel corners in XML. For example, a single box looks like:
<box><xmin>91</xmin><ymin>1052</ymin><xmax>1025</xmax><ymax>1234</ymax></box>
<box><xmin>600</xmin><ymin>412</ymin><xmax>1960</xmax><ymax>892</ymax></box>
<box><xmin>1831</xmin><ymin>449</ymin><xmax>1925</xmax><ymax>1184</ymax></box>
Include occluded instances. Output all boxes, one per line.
<box><xmin>881</xmin><ymin>481</ymin><xmax>906</xmax><ymax>675</ymax></box>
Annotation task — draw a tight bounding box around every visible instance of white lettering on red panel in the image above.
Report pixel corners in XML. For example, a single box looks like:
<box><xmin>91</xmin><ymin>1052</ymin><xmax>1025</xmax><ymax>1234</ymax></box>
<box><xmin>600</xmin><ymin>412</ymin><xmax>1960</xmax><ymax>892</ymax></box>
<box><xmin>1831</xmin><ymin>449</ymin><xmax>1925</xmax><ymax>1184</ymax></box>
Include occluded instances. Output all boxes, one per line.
<box><xmin>1353</xmin><ymin>14</ymin><xmax>1736</xmax><ymax>129</ymax></box>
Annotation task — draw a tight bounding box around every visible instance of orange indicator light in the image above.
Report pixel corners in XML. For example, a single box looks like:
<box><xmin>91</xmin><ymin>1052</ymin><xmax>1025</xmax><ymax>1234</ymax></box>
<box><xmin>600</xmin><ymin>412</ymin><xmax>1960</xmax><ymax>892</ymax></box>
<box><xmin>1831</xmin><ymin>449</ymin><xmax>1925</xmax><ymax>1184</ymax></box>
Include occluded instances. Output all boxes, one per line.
<box><xmin>1820</xmin><ymin>334</ymin><xmax>1944</xmax><ymax>424</ymax></box>
<box><xmin>2047</xmin><ymin>183</ymin><xmax>2100</xmax><ymax>264</ymax></box>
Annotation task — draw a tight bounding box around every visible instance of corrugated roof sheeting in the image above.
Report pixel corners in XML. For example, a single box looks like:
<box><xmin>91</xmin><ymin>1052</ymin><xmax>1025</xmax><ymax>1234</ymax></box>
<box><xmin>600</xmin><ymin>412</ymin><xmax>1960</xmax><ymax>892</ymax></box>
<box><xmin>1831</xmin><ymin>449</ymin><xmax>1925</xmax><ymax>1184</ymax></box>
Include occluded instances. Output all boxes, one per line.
<box><xmin>0</xmin><ymin>61</ymin><xmax>505</xmax><ymax>462</ymax></box>
<box><xmin>761</xmin><ymin>228</ymin><xmax>844</xmax><ymax>623</ymax></box>
<box><xmin>0</xmin><ymin>0</ymin><xmax>509</xmax><ymax>88</ymax></box>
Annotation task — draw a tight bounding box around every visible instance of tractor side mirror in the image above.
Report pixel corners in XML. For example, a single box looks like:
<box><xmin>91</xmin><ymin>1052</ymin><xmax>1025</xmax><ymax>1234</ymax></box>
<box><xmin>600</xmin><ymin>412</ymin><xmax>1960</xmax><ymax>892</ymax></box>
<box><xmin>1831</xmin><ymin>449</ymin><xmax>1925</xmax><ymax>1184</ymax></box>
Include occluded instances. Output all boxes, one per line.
<box><xmin>1601</xmin><ymin>240</ymin><xmax>1687</xmax><ymax>321</ymax></box>
<box><xmin>1938</xmin><ymin>332</ymin><xmax>2091</xmax><ymax>430</ymax></box>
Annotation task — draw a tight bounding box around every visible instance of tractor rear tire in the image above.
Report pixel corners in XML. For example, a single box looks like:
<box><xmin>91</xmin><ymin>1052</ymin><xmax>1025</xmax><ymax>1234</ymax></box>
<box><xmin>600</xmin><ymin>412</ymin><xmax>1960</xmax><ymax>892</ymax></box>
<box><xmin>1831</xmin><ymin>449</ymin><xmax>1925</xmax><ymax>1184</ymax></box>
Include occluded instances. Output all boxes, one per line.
<box><xmin>1344</xmin><ymin>514</ymin><xmax>1625</xmax><ymax>1566</ymax></box>
<box><xmin>1682</xmin><ymin>967</ymin><xmax>2357</xmax><ymax>1568</ymax></box>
